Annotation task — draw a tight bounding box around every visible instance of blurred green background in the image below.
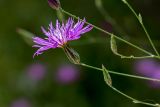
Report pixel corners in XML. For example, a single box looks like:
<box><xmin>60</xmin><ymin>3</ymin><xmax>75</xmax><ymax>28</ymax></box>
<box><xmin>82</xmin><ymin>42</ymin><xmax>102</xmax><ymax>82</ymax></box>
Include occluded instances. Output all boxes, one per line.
<box><xmin>1</xmin><ymin>0</ymin><xmax>160</xmax><ymax>107</ymax></box>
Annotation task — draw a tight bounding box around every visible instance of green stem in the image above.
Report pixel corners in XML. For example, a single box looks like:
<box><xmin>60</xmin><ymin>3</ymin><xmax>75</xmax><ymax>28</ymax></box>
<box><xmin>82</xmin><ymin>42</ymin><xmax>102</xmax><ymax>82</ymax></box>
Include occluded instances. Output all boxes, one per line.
<box><xmin>122</xmin><ymin>0</ymin><xmax>160</xmax><ymax>56</ymax></box>
<box><xmin>109</xmin><ymin>86</ymin><xmax>159</xmax><ymax>107</ymax></box>
<box><xmin>95</xmin><ymin>0</ymin><xmax>127</xmax><ymax>36</ymax></box>
<box><xmin>80</xmin><ymin>62</ymin><xmax>160</xmax><ymax>106</ymax></box>
<box><xmin>60</xmin><ymin>8</ymin><xmax>154</xmax><ymax>56</ymax></box>
<box><xmin>79</xmin><ymin>63</ymin><xmax>160</xmax><ymax>82</ymax></box>
<box><xmin>114</xmin><ymin>54</ymin><xmax>158</xmax><ymax>59</ymax></box>
<box><xmin>128</xmin><ymin>56</ymin><xmax>160</xmax><ymax>59</ymax></box>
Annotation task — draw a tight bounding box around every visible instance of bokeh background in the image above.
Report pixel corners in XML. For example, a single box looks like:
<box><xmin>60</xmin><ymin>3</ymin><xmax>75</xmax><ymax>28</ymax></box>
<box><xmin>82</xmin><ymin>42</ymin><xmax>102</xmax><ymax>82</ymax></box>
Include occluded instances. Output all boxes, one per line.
<box><xmin>1</xmin><ymin>0</ymin><xmax>160</xmax><ymax>107</ymax></box>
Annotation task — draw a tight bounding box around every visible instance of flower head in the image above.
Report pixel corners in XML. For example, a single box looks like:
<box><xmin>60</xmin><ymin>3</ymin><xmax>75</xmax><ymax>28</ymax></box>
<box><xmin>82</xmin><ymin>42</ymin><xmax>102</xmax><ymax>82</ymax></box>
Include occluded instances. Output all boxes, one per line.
<box><xmin>48</xmin><ymin>0</ymin><xmax>61</xmax><ymax>10</ymax></box>
<box><xmin>148</xmin><ymin>70</ymin><xmax>160</xmax><ymax>88</ymax></box>
<box><xmin>11</xmin><ymin>98</ymin><xmax>31</xmax><ymax>107</ymax></box>
<box><xmin>33</xmin><ymin>18</ymin><xmax>93</xmax><ymax>57</ymax></box>
<box><xmin>55</xmin><ymin>64</ymin><xmax>80</xmax><ymax>85</ymax></box>
<box><xmin>134</xmin><ymin>59</ymin><xmax>158</xmax><ymax>76</ymax></box>
<box><xmin>134</xmin><ymin>59</ymin><xmax>160</xmax><ymax>89</ymax></box>
<box><xmin>26</xmin><ymin>63</ymin><xmax>46</xmax><ymax>81</ymax></box>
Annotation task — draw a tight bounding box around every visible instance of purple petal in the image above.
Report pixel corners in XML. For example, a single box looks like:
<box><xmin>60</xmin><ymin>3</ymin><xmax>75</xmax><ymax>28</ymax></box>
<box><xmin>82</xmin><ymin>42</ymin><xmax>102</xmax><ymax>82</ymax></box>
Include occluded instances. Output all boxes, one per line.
<box><xmin>33</xmin><ymin>46</ymin><xmax>52</xmax><ymax>57</ymax></box>
<box><xmin>32</xmin><ymin>45</ymin><xmax>41</xmax><ymax>48</ymax></box>
<box><xmin>33</xmin><ymin>37</ymin><xmax>53</xmax><ymax>46</ymax></box>
<box><xmin>80</xmin><ymin>24</ymin><xmax>93</xmax><ymax>34</ymax></box>
<box><xmin>56</xmin><ymin>20</ymin><xmax>61</xmax><ymax>30</ymax></box>
<box><xmin>49</xmin><ymin>22</ymin><xmax>55</xmax><ymax>34</ymax></box>
<box><xmin>41</xmin><ymin>27</ymin><xmax>50</xmax><ymax>37</ymax></box>
<box><xmin>73</xmin><ymin>18</ymin><xmax>86</xmax><ymax>32</ymax></box>
<box><xmin>32</xmin><ymin>17</ymin><xmax>93</xmax><ymax>57</ymax></box>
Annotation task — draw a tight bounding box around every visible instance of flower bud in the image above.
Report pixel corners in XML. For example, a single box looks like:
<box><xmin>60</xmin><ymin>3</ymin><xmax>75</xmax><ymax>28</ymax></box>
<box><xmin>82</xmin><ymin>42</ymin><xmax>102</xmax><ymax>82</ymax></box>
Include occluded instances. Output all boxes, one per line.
<box><xmin>47</xmin><ymin>0</ymin><xmax>61</xmax><ymax>10</ymax></box>
<box><xmin>63</xmin><ymin>45</ymin><xmax>80</xmax><ymax>64</ymax></box>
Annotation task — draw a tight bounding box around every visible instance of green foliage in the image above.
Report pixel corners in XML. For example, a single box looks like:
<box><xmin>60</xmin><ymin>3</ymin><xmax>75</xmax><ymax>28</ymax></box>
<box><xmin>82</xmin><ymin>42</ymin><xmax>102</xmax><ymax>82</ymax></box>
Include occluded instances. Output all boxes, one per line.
<box><xmin>102</xmin><ymin>65</ymin><xmax>112</xmax><ymax>86</ymax></box>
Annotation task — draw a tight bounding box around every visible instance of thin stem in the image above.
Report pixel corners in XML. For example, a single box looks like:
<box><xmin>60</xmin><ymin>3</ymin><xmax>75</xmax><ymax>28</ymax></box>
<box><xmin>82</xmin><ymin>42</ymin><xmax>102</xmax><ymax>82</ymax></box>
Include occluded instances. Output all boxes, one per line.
<box><xmin>95</xmin><ymin>0</ymin><xmax>127</xmax><ymax>36</ymax></box>
<box><xmin>113</xmin><ymin>34</ymin><xmax>152</xmax><ymax>56</ymax></box>
<box><xmin>123</xmin><ymin>56</ymin><xmax>158</xmax><ymax>59</ymax></box>
<box><xmin>60</xmin><ymin>8</ymin><xmax>154</xmax><ymax>56</ymax></box>
<box><xmin>122</xmin><ymin>0</ymin><xmax>159</xmax><ymax>56</ymax></box>
<box><xmin>80</xmin><ymin>62</ymin><xmax>160</xmax><ymax>106</ymax></box>
<box><xmin>80</xmin><ymin>63</ymin><xmax>102</xmax><ymax>71</ymax></box>
<box><xmin>114</xmin><ymin>54</ymin><xmax>158</xmax><ymax>59</ymax></box>
<box><xmin>79</xmin><ymin>63</ymin><xmax>160</xmax><ymax>82</ymax></box>
<box><xmin>109</xmin><ymin>86</ymin><xmax>159</xmax><ymax>107</ymax></box>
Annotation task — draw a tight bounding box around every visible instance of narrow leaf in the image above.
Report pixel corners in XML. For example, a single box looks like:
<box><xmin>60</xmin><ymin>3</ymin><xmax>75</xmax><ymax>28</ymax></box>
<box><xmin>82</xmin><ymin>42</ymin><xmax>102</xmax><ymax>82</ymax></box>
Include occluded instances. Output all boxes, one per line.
<box><xmin>110</xmin><ymin>35</ymin><xmax>135</xmax><ymax>59</ymax></box>
<box><xmin>17</xmin><ymin>28</ymin><xmax>34</xmax><ymax>46</ymax></box>
<box><xmin>110</xmin><ymin>35</ymin><xmax>118</xmax><ymax>55</ymax></box>
<box><xmin>102</xmin><ymin>65</ymin><xmax>112</xmax><ymax>86</ymax></box>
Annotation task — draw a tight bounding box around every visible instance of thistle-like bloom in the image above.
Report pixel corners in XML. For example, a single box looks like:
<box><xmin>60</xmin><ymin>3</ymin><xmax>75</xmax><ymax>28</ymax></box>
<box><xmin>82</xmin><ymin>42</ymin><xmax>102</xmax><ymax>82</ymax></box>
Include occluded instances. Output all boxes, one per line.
<box><xmin>33</xmin><ymin>18</ymin><xmax>93</xmax><ymax>57</ymax></box>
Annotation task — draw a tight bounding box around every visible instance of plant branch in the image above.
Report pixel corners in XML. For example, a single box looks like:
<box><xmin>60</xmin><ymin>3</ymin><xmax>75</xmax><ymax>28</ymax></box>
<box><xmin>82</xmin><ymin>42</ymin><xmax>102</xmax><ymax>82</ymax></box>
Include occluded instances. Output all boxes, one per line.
<box><xmin>80</xmin><ymin>62</ymin><xmax>160</xmax><ymax>107</ymax></box>
<box><xmin>109</xmin><ymin>85</ymin><xmax>160</xmax><ymax>107</ymax></box>
<box><xmin>60</xmin><ymin>8</ymin><xmax>154</xmax><ymax>57</ymax></box>
<box><xmin>79</xmin><ymin>63</ymin><xmax>160</xmax><ymax>82</ymax></box>
<box><xmin>122</xmin><ymin>0</ymin><xmax>159</xmax><ymax>56</ymax></box>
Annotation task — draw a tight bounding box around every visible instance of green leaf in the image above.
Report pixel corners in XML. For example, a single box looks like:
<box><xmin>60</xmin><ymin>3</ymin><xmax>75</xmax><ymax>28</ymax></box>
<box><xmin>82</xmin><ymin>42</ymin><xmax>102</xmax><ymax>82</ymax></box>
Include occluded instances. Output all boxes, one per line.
<box><xmin>17</xmin><ymin>28</ymin><xmax>34</xmax><ymax>46</ymax></box>
<box><xmin>110</xmin><ymin>35</ymin><xmax>118</xmax><ymax>55</ymax></box>
<box><xmin>110</xmin><ymin>35</ymin><xmax>135</xmax><ymax>59</ymax></box>
<box><xmin>63</xmin><ymin>45</ymin><xmax>80</xmax><ymax>64</ymax></box>
<box><xmin>102</xmin><ymin>65</ymin><xmax>112</xmax><ymax>86</ymax></box>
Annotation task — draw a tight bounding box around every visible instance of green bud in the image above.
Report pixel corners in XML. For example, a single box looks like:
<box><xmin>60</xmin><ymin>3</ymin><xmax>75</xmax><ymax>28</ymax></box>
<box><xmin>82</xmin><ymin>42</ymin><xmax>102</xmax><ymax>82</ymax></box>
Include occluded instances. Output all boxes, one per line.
<box><xmin>48</xmin><ymin>0</ymin><xmax>61</xmax><ymax>10</ymax></box>
<box><xmin>63</xmin><ymin>45</ymin><xmax>80</xmax><ymax>64</ymax></box>
<box><xmin>102</xmin><ymin>65</ymin><xmax>112</xmax><ymax>86</ymax></box>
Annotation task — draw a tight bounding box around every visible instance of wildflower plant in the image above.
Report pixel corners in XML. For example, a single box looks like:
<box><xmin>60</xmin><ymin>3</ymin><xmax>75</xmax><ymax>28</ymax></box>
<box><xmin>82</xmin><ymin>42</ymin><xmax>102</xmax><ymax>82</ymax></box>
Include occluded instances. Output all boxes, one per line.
<box><xmin>32</xmin><ymin>18</ymin><xmax>93</xmax><ymax>64</ymax></box>
<box><xmin>18</xmin><ymin>0</ymin><xmax>160</xmax><ymax>106</ymax></box>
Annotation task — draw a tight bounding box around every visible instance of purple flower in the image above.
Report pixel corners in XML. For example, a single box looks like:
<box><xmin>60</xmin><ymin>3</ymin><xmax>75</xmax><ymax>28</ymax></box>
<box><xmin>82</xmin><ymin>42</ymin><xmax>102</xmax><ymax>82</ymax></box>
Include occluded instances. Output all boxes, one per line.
<box><xmin>10</xmin><ymin>99</ymin><xmax>31</xmax><ymax>107</ymax></box>
<box><xmin>134</xmin><ymin>59</ymin><xmax>158</xmax><ymax>76</ymax></box>
<box><xmin>55</xmin><ymin>64</ymin><xmax>80</xmax><ymax>85</ymax></box>
<box><xmin>33</xmin><ymin>18</ymin><xmax>93</xmax><ymax>57</ymax></box>
<box><xmin>134</xmin><ymin>59</ymin><xmax>160</xmax><ymax>89</ymax></box>
<box><xmin>148</xmin><ymin>69</ymin><xmax>160</xmax><ymax>88</ymax></box>
<box><xmin>48</xmin><ymin>0</ymin><xmax>61</xmax><ymax>10</ymax></box>
<box><xmin>26</xmin><ymin>63</ymin><xmax>46</xmax><ymax>81</ymax></box>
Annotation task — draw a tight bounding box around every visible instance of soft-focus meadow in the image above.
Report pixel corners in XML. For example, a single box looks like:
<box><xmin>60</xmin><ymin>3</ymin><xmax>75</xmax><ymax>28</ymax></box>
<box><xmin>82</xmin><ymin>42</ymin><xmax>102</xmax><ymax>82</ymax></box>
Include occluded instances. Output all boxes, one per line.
<box><xmin>1</xmin><ymin>0</ymin><xmax>160</xmax><ymax>107</ymax></box>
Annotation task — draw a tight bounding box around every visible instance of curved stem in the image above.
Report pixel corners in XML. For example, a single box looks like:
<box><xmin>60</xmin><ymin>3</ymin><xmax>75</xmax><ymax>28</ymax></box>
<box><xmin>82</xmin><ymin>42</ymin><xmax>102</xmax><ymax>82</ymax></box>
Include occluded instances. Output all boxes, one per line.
<box><xmin>113</xmin><ymin>54</ymin><xmax>159</xmax><ymax>59</ymax></box>
<box><xmin>60</xmin><ymin>8</ymin><xmax>154</xmax><ymax>56</ymax></box>
<box><xmin>128</xmin><ymin>56</ymin><xmax>160</xmax><ymax>59</ymax></box>
<box><xmin>95</xmin><ymin>0</ymin><xmax>127</xmax><ymax>36</ymax></box>
<box><xmin>79</xmin><ymin>62</ymin><xmax>160</xmax><ymax>106</ymax></box>
<box><xmin>109</xmin><ymin>86</ymin><xmax>159</xmax><ymax>107</ymax></box>
<box><xmin>79</xmin><ymin>63</ymin><xmax>160</xmax><ymax>82</ymax></box>
<box><xmin>122</xmin><ymin>0</ymin><xmax>159</xmax><ymax>56</ymax></box>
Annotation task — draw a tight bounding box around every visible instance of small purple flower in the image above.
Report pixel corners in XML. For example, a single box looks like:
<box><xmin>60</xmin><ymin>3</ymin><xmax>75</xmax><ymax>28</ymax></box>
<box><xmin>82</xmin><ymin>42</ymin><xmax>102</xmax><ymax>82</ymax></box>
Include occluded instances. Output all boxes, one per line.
<box><xmin>134</xmin><ymin>59</ymin><xmax>160</xmax><ymax>89</ymax></box>
<box><xmin>26</xmin><ymin>63</ymin><xmax>46</xmax><ymax>81</ymax></box>
<box><xmin>33</xmin><ymin>18</ymin><xmax>93</xmax><ymax>57</ymax></box>
<box><xmin>48</xmin><ymin>0</ymin><xmax>61</xmax><ymax>10</ymax></box>
<box><xmin>134</xmin><ymin>59</ymin><xmax>158</xmax><ymax>76</ymax></box>
<box><xmin>55</xmin><ymin>64</ymin><xmax>80</xmax><ymax>85</ymax></box>
<box><xmin>10</xmin><ymin>99</ymin><xmax>31</xmax><ymax>107</ymax></box>
<box><xmin>148</xmin><ymin>69</ymin><xmax>160</xmax><ymax>88</ymax></box>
